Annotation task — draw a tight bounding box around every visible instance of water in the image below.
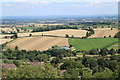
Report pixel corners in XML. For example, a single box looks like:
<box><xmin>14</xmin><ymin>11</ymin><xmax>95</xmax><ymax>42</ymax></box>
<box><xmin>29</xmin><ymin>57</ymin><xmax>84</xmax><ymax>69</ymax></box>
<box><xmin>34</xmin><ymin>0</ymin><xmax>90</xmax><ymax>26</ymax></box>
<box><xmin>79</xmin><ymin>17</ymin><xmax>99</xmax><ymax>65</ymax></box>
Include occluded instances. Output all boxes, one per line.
<box><xmin>58</xmin><ymin>47</ymin><xmax>70</xmax><ymax>50</ymax></box>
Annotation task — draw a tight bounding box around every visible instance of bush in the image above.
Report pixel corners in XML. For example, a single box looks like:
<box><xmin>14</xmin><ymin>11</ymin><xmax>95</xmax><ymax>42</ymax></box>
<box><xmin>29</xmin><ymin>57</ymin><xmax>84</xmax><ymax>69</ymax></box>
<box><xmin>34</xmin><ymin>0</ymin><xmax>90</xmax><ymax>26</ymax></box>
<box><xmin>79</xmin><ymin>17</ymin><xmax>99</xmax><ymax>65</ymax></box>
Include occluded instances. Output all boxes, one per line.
<box><xmin>66</xmin><ymin>34</ymin><xmax>69</xmax><ymax>38</ymax></box>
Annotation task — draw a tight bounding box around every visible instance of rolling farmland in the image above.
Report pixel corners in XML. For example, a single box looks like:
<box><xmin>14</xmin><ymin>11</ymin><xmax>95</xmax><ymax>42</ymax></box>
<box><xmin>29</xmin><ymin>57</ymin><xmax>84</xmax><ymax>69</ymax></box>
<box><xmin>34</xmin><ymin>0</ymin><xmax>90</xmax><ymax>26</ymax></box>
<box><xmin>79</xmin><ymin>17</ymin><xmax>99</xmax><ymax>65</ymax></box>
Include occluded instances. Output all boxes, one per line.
<box><xmin>7</xmin><ymin>36</ymin><xmax>69</xmax><ymax>51</ymax></box>
<box><xmin>89</xmin><ymin>28</ymin><xmax>118</xmax><ymax>38</ymax></box>
<box><xmin>17</xmin><ymin>29</ymin><xmax>87</xmax><ymax>38</ymax></box>
<box><xmin>68</xmin><ymin>38</ymin><xmax>118</xmax><ymax>51</ymax></box>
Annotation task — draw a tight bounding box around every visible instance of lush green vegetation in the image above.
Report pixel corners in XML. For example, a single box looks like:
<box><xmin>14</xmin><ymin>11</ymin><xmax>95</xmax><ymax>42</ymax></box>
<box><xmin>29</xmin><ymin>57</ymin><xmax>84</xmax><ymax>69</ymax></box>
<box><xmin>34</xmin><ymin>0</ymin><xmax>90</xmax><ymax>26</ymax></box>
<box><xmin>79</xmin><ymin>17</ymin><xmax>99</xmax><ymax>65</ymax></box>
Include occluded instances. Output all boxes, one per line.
<box><xmin>69</xmin><ymin>38</ymin><xmax>118</xmax><ymax>51</ymax></box>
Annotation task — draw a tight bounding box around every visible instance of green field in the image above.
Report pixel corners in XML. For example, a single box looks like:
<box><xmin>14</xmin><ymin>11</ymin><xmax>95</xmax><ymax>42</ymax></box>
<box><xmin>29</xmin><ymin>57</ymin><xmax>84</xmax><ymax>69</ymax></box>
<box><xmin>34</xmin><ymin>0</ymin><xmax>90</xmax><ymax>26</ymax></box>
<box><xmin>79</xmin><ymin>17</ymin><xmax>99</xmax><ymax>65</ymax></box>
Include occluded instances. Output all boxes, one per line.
<box><xmin>107</xmin><ymin>42</ymin><xmax>119</xmax><ymax>50</ymax></box>
<box><xmin>68</xmin><ymin>38</ymin><xmax>118</xmax><ymax>51</ymax></box>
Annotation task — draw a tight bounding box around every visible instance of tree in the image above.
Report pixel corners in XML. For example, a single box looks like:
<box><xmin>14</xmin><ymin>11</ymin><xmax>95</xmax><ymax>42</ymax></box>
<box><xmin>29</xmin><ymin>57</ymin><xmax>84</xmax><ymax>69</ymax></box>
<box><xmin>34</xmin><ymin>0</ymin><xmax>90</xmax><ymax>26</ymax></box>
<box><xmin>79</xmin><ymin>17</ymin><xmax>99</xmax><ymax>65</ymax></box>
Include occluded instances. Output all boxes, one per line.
<box><xmin>114</xmin><ymin>32</ymin><xmax>120</xmax><ymax>38</ymax></box>
<box><xmin>13</xmin><ymin>33</ymin><xmax>18</xmax><ymax>38</ymax></box>
<box><xmin>82</xmin><ymin>68</ymin><xmax>92</xmax><ymax>78</ymax></box>
<box><xmin>15</xmin><ymin>46</ymin><xmax>18</xmax><ymax>50</ymax></box>
<box><xmin>93</xmin><ymin>68</ymin><xmax>113</xmax><ymax>78</ymax></box>
<box><xmin>37</xmin><ymin>54</ymin><xmax>49</xmax><ymax>62</ymax></box>
<box><xmin>71</xmin><ymin>35</ymin><xmax>74</xmax><ymax>38</ymax></box>
<box><xmin>63</xmin><ymin>69</ymin><xmax>79</xmax><ymax>78</ymax></box>
<box><xmin>65</xmin><ymin>34</ymin><xmax>69</xmax><ymax>38</ymax></box>
<box><xmin>97</xmin><ymin>58</ymin><xmax>106</xmax><ymax>68</ymax></box>
<box><xmin>88</xmin><ymin>58</ymin><xmax>97</xmax><ymax>69</ymax></box>
<box><xmin>51</xmin><ymin>57</ymin><xmax>60</xmax><ymax>65</ymax></box>
<box><xmin>104</xmin><ymin>36</ymin><xmax>106</xmax><ymax>38</ymax></box>
<box><xmin>13</xmin><ymin>61</ymin><xmax>21</xmax><ymax>67</ymax></box>
<box><xmin>69</xmin><ymin>45</ymin><xmax>73</xmax><ymax>48</ymax></box>
<box><xmin>4</xmin><ymin>60</ymin><xmax>9</xmax><ymax>63</ymax></box>
<box><xmin>29</xmin><ymin>34</ymin><xmax>32</xmax><ymax>36</ymax></box>
<box><xmin>99</xmin><ymin>47</ymin><xmax>108</xmax><ymax>56</ymax></box>
<box><xmin>109</xmin><ymin>35</ymin><xmax>111</xmax><ymax>37</ymax></box>
<box><xmin>109</xmin><ymin>48</ymin><xmax>116</xmax><ymax>55</ymax></box>
<box><xmin>86</xmin><ymin>32</ymin><xmax>89</xmax><ymax>37</ymax></box>
<box><xmin>89</xmin><ymin>49</ymin><xmax>99</xmax><ymax>55</ymax></box>
<box><xmin>82</xmin><ymin>56</ymin><xmax>90</xmax><ymax>67</ymax></box>
<box><xmin>60</xmin><ymin>59</ymin><xmax>77</xmax><ymax>70</ymax></box>
<box><xmin>6</xmin><ymin>64</ymin><xmax>62</xmax><ymax>78</ymax></box>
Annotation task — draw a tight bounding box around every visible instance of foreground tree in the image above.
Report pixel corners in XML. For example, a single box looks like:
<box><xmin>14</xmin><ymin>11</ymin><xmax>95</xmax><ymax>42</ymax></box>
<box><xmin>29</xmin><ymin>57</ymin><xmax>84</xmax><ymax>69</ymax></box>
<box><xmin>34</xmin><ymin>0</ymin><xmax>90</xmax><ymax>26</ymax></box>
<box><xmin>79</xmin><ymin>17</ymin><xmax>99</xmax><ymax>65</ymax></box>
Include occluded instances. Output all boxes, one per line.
<box><xmin>5</xmin><ymin>64</ymin><xmax>62</xmax><ymax>78</ymax></box>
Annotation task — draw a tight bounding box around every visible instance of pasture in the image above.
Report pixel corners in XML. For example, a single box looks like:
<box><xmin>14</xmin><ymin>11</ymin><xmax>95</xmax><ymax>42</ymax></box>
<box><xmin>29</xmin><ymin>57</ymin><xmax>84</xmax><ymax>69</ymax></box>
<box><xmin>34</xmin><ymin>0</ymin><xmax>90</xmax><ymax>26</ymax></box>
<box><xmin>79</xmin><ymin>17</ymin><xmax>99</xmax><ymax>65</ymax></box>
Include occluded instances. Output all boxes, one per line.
<box><xmin>7</xmin><ymin>36</ymin><xmax>69</xmax><ymax>51</ymax></box>
<box><xmin>68</xmin><ymin>38</ymin><xmax>118</xmax><ymax>51</ymax></box>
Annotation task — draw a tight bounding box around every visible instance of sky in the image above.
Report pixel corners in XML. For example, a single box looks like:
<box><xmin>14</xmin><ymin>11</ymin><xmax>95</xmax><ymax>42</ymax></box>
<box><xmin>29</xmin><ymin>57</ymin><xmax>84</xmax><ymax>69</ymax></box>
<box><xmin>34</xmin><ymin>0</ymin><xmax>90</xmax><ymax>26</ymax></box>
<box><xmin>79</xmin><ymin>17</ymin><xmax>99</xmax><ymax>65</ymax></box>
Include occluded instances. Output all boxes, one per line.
<box><xmin>0</xmin><ymin>0</ymin><xmax>119</xmax><ymax>16</ymax></box>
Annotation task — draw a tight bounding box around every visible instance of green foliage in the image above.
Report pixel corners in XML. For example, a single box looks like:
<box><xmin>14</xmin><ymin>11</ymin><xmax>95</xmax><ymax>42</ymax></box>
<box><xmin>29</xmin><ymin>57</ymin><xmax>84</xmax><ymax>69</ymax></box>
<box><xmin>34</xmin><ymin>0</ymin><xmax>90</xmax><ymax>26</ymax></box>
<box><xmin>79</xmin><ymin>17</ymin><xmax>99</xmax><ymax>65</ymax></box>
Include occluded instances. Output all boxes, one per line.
<box><xmin>63</xmin><ymin>69</ymin><xmax>79</xmax><ymax>78</ymax></box>
<box><xmin>93</xmin><ymin>68</ymin><xmax>113</xmax><ymax>78</ymax></box>
<box><xmin>60</xmin><ymin>59</ymin><xmax>77</xmax><ymax>70</ymax></box>
<box><xmin>114</xmin><ymin>31</ymin><xmax>120</xmax><ymax>38</ymax></box>
<box><xmin>99</xmin><ymin>47</ymin><xmax>108</xmax><ymax>56</ymax></box>
<box><xmin>6</xmin><ymin>64</ymin><xmax>61</xmax><ymax>78</ymax></box>
<box><xmin>109</xmin><ymin>48</ymin><xmax>116</xmax><ymax>55</ymax></box>
<box><xmin>89</xmin><ymin>48</ymin><xmax>99</xmax><ymax>55</ymax></box>
<box><xmin>37</xmin><ymin>54</ymin><xmax>49</xmax><ymax>62</ymax></box>
<box><xmin>69</xmin><ymin>38</ymin><xmax>118</xmax><ymax>51</ymax></box>
<box><xmin>51</xmin><ymin>57</ymin><xmax>60</xmax><ymax>65</ymax></box>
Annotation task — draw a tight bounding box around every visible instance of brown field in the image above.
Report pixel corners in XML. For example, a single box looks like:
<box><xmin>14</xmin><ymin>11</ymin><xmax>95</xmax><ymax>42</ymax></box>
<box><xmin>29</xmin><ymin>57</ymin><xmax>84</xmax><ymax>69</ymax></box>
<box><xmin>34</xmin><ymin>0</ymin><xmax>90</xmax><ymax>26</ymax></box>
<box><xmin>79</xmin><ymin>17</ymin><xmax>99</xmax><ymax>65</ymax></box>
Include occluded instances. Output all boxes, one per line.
<box><xmin>7</xmin><ymin>36</ymin><xmax>69</xmax><ymax>51</ymax></box>
<box><xmin>0</xmin><ymin>39</ymin><xmax>13</xmax><ymax>44</ymax></box>
<box><xmin>89</xmin><ymin>28</ymin><xmax>118</xmax><ymax>38</ymax></box>
<box><xmin>18</xmin><ymin>29</ymin><xmax>87</xmax><ymax>37</ymax></box>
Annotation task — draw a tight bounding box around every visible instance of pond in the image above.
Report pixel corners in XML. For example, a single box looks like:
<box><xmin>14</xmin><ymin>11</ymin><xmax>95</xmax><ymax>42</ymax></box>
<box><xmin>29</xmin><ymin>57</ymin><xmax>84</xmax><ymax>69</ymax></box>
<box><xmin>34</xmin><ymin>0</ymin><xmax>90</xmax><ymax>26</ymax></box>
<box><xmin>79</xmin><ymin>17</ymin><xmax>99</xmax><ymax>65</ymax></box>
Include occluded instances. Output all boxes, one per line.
<box><xmin>58</xmin><ymin>47</ymin><xmax>70</xmax><ymax>50</ymax></box>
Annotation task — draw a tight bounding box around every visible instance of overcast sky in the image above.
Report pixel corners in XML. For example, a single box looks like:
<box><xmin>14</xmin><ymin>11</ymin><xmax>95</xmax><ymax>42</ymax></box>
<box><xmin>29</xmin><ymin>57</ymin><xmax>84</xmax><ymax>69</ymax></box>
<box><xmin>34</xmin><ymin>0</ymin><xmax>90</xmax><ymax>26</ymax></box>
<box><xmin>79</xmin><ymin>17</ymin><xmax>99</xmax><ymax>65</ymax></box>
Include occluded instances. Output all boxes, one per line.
<box><xmin>1</xmin><ymin>0</ymin><xmax>118</xmax><ymax>16</ymax></box>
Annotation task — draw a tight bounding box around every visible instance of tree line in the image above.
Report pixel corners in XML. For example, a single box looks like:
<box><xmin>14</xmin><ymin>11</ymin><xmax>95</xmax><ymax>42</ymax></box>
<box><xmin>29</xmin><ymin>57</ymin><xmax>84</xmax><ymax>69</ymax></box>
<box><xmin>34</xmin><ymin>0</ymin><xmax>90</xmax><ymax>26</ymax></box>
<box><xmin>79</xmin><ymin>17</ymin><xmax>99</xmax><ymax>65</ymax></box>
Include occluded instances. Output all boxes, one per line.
<box><xmin>32</xmin><ymin>25</ymin><xmax>78</xmax><ymax>32</ymax></box>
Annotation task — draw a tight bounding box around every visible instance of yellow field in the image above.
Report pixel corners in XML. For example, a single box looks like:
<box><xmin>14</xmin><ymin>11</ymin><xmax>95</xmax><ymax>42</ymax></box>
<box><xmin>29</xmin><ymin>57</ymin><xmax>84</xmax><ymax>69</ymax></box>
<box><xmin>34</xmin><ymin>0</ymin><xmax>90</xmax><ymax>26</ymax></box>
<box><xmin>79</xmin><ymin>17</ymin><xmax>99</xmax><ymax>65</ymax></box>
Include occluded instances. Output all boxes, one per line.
<box><xmin>18</xmin><ymin>29</ymin><xmax>87</xmax><ymax>38</ymax></box>
<box><xmin>89</xmin><ymin>28</ymin><xmax>118</xmax><ymax>38</ymax></box>
<box><xmin>7</xmin><ymin>36</ymin><xmax>69</xmax><ymax>51</ymax></box>
<box><xmin>0</xmin><ymin>39</ymin><xmax>13</xmax><ymax>44</ymax></box>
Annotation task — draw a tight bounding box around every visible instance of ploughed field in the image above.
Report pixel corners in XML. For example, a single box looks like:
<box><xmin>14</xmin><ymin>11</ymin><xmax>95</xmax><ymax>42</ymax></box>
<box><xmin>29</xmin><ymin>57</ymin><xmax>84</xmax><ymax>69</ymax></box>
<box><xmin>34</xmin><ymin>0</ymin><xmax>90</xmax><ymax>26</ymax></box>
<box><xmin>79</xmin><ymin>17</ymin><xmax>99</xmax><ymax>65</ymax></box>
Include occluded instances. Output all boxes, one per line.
<box><xmin>17</xmin><ymin>29</ymin><xmax>87</xmax><ymax>38</ymax></box>
<box><xmin>68</xmin><ymin>38</ymin><xmax>118</xmax><ymax>51</ymax></box>
<box><xmin>89</xmin><ymin>28</ymin><xmax>118</xmax><ymax>38</ymax></box>
<box><xmin>7</xmin><ymin>36</ymin><xmax>69</xmax><ymax>51</ymax></box>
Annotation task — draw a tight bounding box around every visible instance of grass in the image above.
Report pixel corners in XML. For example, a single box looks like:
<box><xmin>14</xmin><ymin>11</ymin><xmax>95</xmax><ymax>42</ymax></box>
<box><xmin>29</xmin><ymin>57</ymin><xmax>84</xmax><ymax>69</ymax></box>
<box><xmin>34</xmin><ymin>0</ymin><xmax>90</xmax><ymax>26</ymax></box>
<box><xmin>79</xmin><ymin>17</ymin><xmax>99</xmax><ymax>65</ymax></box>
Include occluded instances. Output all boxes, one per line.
<box><xmin>77</xmin><ymin>52</ymin><xmax>83</xmax><ymax>55</ymax></box>
<box><xmin>107</xmin><ymin>42</ymin><xmax>120</xmax><ymax>50</ymax></box>
<box><xmin>68</xmin><ymin>38</ymin><xmax>118</xmax><ymax>51</ymax></box>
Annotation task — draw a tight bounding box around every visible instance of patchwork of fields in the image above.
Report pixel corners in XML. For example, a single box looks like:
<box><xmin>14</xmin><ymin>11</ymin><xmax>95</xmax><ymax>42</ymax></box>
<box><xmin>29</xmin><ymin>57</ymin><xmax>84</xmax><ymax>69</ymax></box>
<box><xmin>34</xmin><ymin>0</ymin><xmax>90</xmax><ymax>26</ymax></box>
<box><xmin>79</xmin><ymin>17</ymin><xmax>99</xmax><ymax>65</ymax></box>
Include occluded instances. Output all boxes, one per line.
<box><xmin>18</xmin><ymin>29</ymin><xmax>87</xmax><ymax>38</ymax></box>
<box><xmin>68</xmin><ymin>38</ymin><xmax>118</xmax><ymax>51</ymax></box>
<box><xmin>7</xmin><ymin>36</ymin><xmax>69</xmax><ymax>51</ymax></box>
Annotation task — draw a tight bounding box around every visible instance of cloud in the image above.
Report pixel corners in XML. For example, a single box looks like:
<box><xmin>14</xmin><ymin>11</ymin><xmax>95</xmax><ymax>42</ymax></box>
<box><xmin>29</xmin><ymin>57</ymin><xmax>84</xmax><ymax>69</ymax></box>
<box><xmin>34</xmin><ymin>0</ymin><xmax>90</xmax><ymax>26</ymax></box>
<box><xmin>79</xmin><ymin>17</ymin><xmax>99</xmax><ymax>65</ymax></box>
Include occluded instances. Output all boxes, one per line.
<box><xmin>40</xmin><ymin>1</ymin><xmax>50</xmax><ymax>5</ymax></box>
<box><xmin>85</xmin><ymin>1</ymin><xmax>101</xmax><ymax>7</ymax></box>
